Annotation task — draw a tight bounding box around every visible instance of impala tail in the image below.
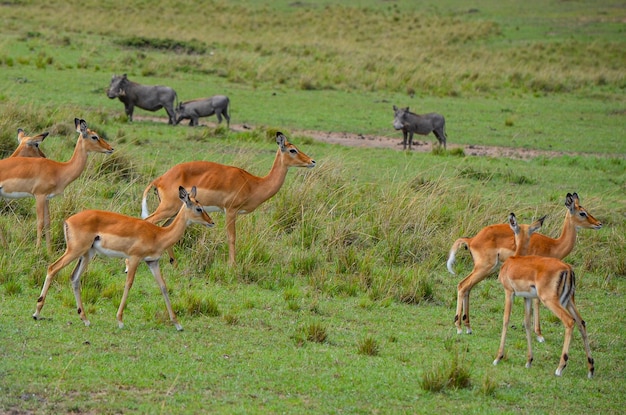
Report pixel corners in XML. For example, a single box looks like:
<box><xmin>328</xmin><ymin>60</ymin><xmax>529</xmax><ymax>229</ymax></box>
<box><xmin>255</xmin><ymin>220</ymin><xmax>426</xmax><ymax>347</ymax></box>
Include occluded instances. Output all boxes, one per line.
<box><xmin>446</xmin><ymin>237</ymin><xmax>470</xmax><ymax>275</ymax></box>
<box><xmin>141</xmin><ymin>182</ymin><xmax>157</xmax><ymax>219</ymax></box>
<box><xmin>558</xmin><ymin>269</ymin><xmax>575</xmax><ymax>306</ymax></box>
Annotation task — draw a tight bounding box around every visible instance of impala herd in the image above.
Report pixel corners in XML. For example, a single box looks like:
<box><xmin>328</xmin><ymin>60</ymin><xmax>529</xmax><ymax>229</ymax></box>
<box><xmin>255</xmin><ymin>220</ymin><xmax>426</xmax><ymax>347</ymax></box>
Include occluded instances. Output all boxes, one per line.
<box><xmin>0</xmin><ymin>120</ymin><xmax>603</xmax><ymax>377</ymax></box>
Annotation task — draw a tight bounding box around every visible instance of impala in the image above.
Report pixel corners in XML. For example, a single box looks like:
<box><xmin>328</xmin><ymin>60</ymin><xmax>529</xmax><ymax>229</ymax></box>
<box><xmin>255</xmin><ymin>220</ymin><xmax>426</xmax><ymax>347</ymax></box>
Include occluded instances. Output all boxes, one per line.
<box><xmin>448</xmin><ymin>193</ymin><xmax>601</xmax><ymax>337</ymax></box>
<box><xmin>33</xmin><ymin>186</ymin><xmax>214</xmax><ymax>331</ymax></box>
<box><xmin>0</xmin><ymin>118</ymin><xmax>113</xmax><ymax>252</ymax></box>
<box><xmin>140</xmin><ymin>131</ymin><xmax>316</xmax><ymax>266</ymax></box>
<box><xmin>10</xmin><ymin>128</ymin><xmax>49</xmax><ymax>158</ymax></box>
<box><xmin>493</xmin><ymin>213</ymin><xmax>594</xmax><ymax>378</ymax></box>
<box><xmin>1</xmin><ymin>129</ymin><xmax>48</xmax><ymax>244</ymax></box>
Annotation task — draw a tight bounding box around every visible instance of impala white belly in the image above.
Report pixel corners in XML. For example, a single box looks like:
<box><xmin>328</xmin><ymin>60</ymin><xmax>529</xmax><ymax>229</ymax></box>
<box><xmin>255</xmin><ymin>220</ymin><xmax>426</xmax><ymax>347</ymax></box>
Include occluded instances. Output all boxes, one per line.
<box><xmin>0</xmin><ymin>190</ymin><xmax>33</xmax><ymax>199</ymax></box>
<box><xmin>93</xmin><ymin>243</ymin><xmax>128</xmax><ymax>259</ymax></box>
<box><xmin>514</xmin><ymin>286</ymin><xmax>538</xmax><ymax>298</ymax></box>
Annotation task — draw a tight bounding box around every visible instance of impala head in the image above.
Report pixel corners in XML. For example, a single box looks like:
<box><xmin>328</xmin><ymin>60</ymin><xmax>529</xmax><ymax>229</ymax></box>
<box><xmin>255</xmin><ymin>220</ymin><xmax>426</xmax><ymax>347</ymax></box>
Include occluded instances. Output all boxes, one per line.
<box><xmin>107</xmin><ymin>74</ymin><xmax>128</xmax><ymax>98</ymax></box>
<box><xmin>14</xmin><ymin>128</ymin><xmax>49</xmax><ymax>158</ymax></box>
<box><xmin>392</xmin><ymin>105</ymin><xmax>410</xmax><ymax>130</ymax></box>
<box><xmin>276</xmin><ymin>132</ymin><xmax>316</xmax><ymax>168</ymax></box>
<box><xmin>509</xmin><ymin>212</ymin><xmax>546</xmax><ymax>256</ymax></box>
<box><xmin>74</xmin><ymin>118</ymin><xmax>114</xmax><ymax>154</ymax></box>
<box><xmin>180</xmin><ymin>186</ymin><xmax>215</xmax><ymax>227</ymax></box>
<box><xmin>565</xmin><ymin>192</ymin><xmax>602</xmax><ymax>230</ymax></box>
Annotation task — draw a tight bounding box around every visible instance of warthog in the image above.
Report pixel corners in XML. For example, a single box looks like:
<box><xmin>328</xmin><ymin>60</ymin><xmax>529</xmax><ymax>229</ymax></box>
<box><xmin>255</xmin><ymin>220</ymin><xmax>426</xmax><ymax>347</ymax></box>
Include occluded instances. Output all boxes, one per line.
<box><xmin>175</xmin><ymin>95</ymin><xmax>230</xmax><ymax>127</ymax></box>
<box><xmin>392</xmin><ymin>105</ymin><xmax>447</xmax><ymax>150</ymax></box>
<box><xmin>107</xmin><ymin>74</ymin><xmax>178</xmax><ymax>124</ymax></box>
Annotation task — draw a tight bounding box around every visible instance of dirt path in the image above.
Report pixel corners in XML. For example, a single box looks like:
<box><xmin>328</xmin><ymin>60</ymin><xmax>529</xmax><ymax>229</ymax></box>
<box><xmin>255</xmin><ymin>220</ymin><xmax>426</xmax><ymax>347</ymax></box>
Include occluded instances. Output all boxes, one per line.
<box><xmin>136</xmin><ymin>116</ymin><xmax>582</xmax><ymax>160</ymax></box>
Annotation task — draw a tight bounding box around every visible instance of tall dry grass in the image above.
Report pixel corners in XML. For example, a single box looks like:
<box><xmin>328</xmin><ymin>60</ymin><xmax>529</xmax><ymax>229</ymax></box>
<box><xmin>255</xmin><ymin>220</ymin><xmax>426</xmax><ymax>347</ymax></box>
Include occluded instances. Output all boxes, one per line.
<box><xmin>1</xmin><ymin>1</ymin><xmax>623</xmax><ymax>96</ymax></box>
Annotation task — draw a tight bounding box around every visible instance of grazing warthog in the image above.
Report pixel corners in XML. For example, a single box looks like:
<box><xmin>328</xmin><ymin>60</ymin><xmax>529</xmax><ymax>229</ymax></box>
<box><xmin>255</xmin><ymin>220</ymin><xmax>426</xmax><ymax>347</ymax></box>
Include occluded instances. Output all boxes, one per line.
<box><xmin>107</xmin><ymin>74</ymin><xmax>178</xmax><ymax>124</ymax></box>
<box><xmin>175</xmin><ymin>95</ymin><xmax>230</xmax><ymax>127</ymax></box>
<box><xmin>392</xmin><ymin>105</ymin><xmax>447</xmax><ymax>150</ymax></box>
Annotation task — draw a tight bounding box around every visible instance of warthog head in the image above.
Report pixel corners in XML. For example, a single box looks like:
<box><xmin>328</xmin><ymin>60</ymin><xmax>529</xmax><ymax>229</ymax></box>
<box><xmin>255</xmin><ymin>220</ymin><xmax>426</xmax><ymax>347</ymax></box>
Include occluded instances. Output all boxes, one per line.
<box><xmin>107</xmin><ymin>74</ymin><xmax>128</xmax><ymax>98</ymax></box>
<box><xmin>392</xmin><ymin>105</ymin><xmax>410</xmax><ymax>130</ymax></box>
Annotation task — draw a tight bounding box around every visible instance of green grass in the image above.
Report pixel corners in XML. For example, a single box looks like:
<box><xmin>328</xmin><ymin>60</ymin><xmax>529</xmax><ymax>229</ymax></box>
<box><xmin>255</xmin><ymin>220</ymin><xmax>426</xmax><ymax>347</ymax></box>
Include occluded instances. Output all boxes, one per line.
<box><xmin>0</xmin><ymin>1</ymin><xmax>625</xmax><ymax>414</ymax></box>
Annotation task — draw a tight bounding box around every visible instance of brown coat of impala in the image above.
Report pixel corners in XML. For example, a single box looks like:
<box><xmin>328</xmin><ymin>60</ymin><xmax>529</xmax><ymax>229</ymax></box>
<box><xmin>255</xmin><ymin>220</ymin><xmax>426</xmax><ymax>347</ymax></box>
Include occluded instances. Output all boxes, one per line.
<box><xmin>448</xmin><ymin>193</ymin><xmax>601</xmax><ymax>337</ymax></box>
<box><xmin>140</xmin><ymin>132</ymin><xmax>316</xmax><ymax>266</ymax></box>
<box><xmin>0</xmin><ymin>119</ymin><xmax>114</xmax><ymax>252</ymax></box>
<box><xmin>493</xmin><ymin>213</ymin><xmax>594</xmax><ymax>378</ymax></box>
<box><xmin>33</xmin><ymin>186</ymin><xmax>214</xmax><ymax>331</ymax></box>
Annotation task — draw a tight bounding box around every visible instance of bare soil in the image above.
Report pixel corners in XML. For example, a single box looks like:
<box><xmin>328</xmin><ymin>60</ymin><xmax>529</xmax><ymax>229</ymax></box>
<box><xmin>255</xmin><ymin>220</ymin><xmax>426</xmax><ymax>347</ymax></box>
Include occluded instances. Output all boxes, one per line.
<box><xmin>135</xmin><ymin>115</ymin><xmax>579</xmax><ymax>160</ymax></box>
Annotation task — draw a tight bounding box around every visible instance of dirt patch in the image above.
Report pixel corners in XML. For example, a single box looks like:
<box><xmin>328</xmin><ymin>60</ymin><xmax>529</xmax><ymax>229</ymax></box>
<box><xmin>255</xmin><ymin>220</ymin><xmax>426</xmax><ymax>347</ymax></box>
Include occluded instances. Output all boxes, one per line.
<box><xmin>135</xmin><ymin>115</ymin><xmax>580</xmax><ymax>160</ymax></box>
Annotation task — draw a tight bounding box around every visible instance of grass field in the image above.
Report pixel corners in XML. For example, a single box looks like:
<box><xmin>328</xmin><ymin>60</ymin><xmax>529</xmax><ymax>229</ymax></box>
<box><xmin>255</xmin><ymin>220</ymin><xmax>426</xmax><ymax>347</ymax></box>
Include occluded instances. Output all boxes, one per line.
<box><xmin>0</xmin><ymin>1</ymin><xmax>625</xmax><ymax>414</ymax></box>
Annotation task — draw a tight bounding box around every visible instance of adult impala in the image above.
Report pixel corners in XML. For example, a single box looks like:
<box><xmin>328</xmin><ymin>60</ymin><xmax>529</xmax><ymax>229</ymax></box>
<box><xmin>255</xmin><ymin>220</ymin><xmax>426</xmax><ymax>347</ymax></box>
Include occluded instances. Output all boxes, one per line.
<box><xmin>0</xmin><ymin>119</ymin><xmax>113</xmax><ymax>252</ymax></box>
<box><xmin>448</xmin><ymin>193</ymin><xmax>601</xmax><ymax>337</ymax></box>
<box><xmin>33</xmin><ymin>186</ymin><xmax>214</xmax><ymax>331</ymax></box>
<box><xmin>493</xmin><ymin>213</ymin><xmax>594</xmax><ymax>378</ymax></box>
<box><xmin>140</xmin><ymin>131</ymin><xmax>316</xmax><ymax>266</ymax></box>
<box><xmin>10</xmin><ymin>128</ymin><xmax>49</xmax><ymax>158</ymax></box>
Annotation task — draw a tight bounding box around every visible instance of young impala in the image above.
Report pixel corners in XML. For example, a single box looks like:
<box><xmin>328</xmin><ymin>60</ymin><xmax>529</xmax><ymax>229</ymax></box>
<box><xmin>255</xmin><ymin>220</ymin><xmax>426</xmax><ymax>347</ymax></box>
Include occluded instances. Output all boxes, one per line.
<box><xmin>448</xmin><ymin>193</ymin><xmax>601</xmax><ymax>337</ymax></box>
<box><xmin>140</xmin><ymin>131</ymin><xmax>316</xmax><ymax>266</ymax></box>
<box><xmin>0</xmin><ymin>128</ymin><xmax>49</xmax><ymax>245</ymax></box>
<box><xmin>0</xmin><ymin>119</ymin><xmax>114</xmax><ymax>252</ymax></box>
<box><xmin>33</xmin><ymin>186</ymin><xmax>214</xmax><ymax>331</ymax></box>
<box><xmin>493</xmin><ymin>213</ymin><xmax>594</xmax><ymax>378</ymax></box>
<box><xmin>10</xmin><ymin>128</ymin><xmax>49</xmax><ymax>158</ymax></box>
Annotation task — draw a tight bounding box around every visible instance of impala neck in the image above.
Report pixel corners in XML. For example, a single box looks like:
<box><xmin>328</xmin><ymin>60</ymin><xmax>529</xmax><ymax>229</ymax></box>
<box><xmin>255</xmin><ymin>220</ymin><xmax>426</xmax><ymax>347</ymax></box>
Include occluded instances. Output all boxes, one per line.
<box><xmin>256</xmin><ymin>149</ymin><xmax>290</xmax><ymax>201</ymax></box>
<box><xmin>552</xmin><ymin>210</ymin><xmax>577</xmax><ymax>258</ymax></box>
<box><xmin>60</xmin><ymin>137</ymin><xmax>90</xmax><ymax>185</ymax></box>
<box><xmin>157</xmin><ymin>206</ymin><xmax>190</xmax><ymax>250</ymax></box>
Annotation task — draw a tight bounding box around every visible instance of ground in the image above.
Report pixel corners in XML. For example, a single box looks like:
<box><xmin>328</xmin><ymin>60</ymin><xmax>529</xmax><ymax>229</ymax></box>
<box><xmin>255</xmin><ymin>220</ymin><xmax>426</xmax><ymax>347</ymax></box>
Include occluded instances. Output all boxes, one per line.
<box><xmin>136</xmin><ymin>115</ymin><xmax>576</xmax><ymax>160</ymax></box>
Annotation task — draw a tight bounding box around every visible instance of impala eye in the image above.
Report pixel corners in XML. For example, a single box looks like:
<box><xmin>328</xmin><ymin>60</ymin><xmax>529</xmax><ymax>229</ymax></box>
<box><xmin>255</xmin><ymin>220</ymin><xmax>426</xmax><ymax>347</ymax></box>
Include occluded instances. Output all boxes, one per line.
<box><xmin>579</xmin><ymin>212</ymin><xmax>587</xmax><ymax>217</ymax></box>
<box><xmin>289</xmin><ymin>149</ymin><xmax>297</xmax><ymax>154</ymax></box>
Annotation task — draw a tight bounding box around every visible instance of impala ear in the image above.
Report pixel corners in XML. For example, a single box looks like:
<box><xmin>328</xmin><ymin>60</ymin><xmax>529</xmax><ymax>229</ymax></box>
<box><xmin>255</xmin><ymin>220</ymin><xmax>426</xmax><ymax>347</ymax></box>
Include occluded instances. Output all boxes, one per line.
<box><xmin>530</xmin><ymin>215</ymin><xmax>546</xmax><ymax>234</ymax></box>
<box><xmin>17</xmin><ymin>128</ymin><xmax>25</xmax><ymax>143</ymax></box>
<box><xmin>190</xmin><ymin>185</ymin><xmax>197</xmax><ymax>199</ymax></box>
<box><xmin>78</xmin><ymin>119</ymin><xmax>88</xmax><ymax>137</ymax></box>
<box><xmin>178</xmin><ymin>186</ymin><xmax>191</xmax><ymax>206</ymax></box>
<box><xmin>508</xmin><ymin>213</ymin><xmax>519</xmax><ymax>234</ymax></box>
<box><xmin>276</xmin><ymin>132</ymin><xmax>287</xmax><ymax>151</ymax></box>
<box><xmin>565</xmin><ymin>193</ymin><xmax>579</xmax><ymax>213</ymax></box>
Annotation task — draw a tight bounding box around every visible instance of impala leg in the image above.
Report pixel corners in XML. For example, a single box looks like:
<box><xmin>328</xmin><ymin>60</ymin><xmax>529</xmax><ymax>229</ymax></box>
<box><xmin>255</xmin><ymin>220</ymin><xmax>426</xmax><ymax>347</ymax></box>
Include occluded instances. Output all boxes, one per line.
<box><xmin>117</xmin><ymin>257</ymin><xmax>140</xmax><ymax>329</ymax></box>
<box><xmin>70</xmin><ymin>251</ymin><xmax>95</xmax><ymax>326</ymax></box>
<box><xmin>226</xmin><ymin>210</ymin><xmax>237</xmax><ymax>266</ymax></box>
<box><xmin>34</xmin><ymin>195</ymin><xmax>47</xmax><ymax>250</ymax></box>
<box><xmin>34</xmin><ymin>246</ymin><xmax>85</xmax><ymax>320</ymax></box>
<box><xmin>542</xmin><ymin>298</ymin><xmax>575</xmax><ymax>376</ymax></box>
<box><xmin>494</xmin><ymin>290</ymin><xmax>514</xmax><ymax>366</ymax></box>
<box><xmin>523</xmin><ymin>297</ymin><xmax>534</xmax><ymax>368</ymax></box>
<box><xmin>43</xmin><ymin>199</ymin><xmax>51</xmax><ymax>253</ymax></box>
<box><xmin>533</xmin><ymin>298</ymin><xmax>545</xmax><ymax>342</ymax></box>
<box><xmin>146</xmin><ymin>259</ymin><xmax>182</xmax><ymax>331</ymax></box>
<box><xmin>455</xmin><ymin>261</ymin><xmax>495</xmax><ymax>334</ymax></box>
<box><xmin>567</xmin><ymin>301</ymin><xmax>595</xmax><ymax>378</ymax></box>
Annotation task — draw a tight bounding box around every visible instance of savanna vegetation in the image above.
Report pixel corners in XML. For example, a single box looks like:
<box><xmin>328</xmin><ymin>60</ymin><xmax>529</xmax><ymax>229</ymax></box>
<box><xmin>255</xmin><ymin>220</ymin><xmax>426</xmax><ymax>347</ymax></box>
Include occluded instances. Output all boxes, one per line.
<box><xmin>0</xmin><ymin>0</ymin><xmax>624</xmax><ymax>414</ymax></box>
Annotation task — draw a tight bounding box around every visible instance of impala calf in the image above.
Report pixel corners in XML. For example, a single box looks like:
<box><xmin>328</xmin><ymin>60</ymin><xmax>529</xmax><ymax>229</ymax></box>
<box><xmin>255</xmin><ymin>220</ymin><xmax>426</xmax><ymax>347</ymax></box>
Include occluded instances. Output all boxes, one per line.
<box><xmin>33</xmin><ymin>186</ymin><xmax>214</xmax><ymax>331</ymax></box>
<box><xmin>448</xmin><ymin>192</ymin><xmax>601</xmax><ymax>337</ymax></box>
<box><xmin>493</xmin><ymin>213</ymin><xmax>594</xmax><ymax>378</ymax></box>
<box><xmin>0</xmin><ymin>119</ymin><xmax>114</xmax><ymax>251</ymax></box>
<box><xmin>11</xmin><ymin>128</ymin><xmax>49</xmax><ymax>158</ymax></box>
<box><xmin>0</xmin><ymin>128</ymin><xmax>48</xmax><ymax>244</ymax></box>
<box><xmin>141</xmin><ymin>131</ymin><xmax>316</xmax><ymax>266</ymax></box>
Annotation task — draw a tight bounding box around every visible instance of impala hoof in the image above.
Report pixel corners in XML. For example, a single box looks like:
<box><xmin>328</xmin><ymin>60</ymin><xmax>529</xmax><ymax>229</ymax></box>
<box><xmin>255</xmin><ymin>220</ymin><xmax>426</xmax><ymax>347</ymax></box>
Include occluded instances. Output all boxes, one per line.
<box><xmin>536</xmin><ymin>335</ymin><xmax>545</xmax><ymax>343</ymax></box>
<box><xmin>175</xmin><ymin>323</ymin><xmax>183</xmax><ymax>331</ymax></box>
